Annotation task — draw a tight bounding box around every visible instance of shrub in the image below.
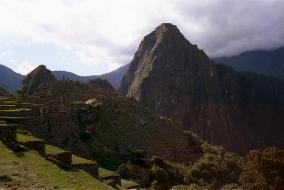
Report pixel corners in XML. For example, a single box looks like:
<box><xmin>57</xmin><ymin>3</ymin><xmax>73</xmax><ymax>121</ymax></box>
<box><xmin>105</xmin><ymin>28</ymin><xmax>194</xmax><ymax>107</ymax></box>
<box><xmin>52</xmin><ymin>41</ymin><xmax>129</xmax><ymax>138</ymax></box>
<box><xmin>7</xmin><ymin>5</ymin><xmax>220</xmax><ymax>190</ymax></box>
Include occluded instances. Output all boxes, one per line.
<box><xmin>240</xmin><ymin>147</ymin><xmax>284</xmax><ymax>190</ymax></box>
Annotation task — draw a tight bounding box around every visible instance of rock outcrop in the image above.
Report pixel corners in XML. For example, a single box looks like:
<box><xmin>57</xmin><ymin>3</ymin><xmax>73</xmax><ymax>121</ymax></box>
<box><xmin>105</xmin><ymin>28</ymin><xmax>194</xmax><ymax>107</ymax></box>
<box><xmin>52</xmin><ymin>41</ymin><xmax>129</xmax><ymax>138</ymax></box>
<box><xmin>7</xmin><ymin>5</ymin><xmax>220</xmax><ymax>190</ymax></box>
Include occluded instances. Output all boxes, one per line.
<box><xmin>120</xmin><ymin>23</ymin><xmax>284</xmax><ymax>154</ymax></box>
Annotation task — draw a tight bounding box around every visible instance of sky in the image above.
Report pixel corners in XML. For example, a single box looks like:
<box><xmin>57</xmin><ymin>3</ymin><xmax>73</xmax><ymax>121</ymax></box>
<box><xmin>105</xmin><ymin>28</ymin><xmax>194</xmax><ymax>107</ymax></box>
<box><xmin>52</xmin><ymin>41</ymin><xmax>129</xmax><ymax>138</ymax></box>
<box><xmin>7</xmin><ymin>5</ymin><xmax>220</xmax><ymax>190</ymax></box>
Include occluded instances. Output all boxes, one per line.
<box><xmin>0</xmin><ymin>0</ymin><xmax>283</xmax><ymax>75</ymax></box>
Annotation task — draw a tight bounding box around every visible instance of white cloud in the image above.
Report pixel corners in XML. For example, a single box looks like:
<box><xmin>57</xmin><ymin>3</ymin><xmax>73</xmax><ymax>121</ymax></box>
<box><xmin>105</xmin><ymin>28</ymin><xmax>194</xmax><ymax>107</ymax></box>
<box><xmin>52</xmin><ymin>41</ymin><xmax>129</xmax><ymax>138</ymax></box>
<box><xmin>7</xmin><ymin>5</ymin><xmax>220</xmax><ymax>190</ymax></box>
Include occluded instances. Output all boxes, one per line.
<box><xmin>14</xmin><ymin>61</ymin><xmax>36</xmax><ymax>75</ymax></box>
<box><xmin>0</xmin><ymin>0</ymin><xmax>283</xmax><ymax>74</ymax></box>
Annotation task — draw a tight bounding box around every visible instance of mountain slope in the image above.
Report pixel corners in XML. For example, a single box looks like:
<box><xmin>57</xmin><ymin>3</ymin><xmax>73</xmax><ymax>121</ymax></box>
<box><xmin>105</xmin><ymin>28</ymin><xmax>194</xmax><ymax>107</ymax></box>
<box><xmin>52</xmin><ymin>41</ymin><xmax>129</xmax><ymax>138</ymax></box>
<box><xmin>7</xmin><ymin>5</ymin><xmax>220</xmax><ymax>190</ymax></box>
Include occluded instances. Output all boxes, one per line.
<box><xmin>100</xmin><ymin>64</ymin><xmax>129</xmax><ymax>88</ymax></box>
<box><xmin>0</xmin><ymin>64</ymin><xmax>24</xmax><ymax>93</ymax></box>
<box><xmin>214</xmin><ymin>47</ymin><xmax>284</xmax><ymax>80</ymax></box>
<box><xmin>53</xmin><ymin>64</ymin><xmax>128</xmax><ymax>88</ymax></box>
<box><xmin>120</xmin><ymin>23</ymin><xmax>284</xmax><ymax>154</ymax></box>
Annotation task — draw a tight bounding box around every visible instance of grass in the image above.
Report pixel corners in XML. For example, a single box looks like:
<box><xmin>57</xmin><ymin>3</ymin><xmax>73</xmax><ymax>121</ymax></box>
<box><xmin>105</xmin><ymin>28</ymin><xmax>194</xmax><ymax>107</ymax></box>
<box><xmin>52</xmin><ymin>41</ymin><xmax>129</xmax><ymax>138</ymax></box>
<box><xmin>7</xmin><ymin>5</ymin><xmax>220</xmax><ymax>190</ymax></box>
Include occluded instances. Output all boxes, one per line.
<box><xmin>0</xmin><ymin>116</ymin><xmax>30</xmax><ymax>119</ymax></box>
<box><xmin>45</xmin><ymin>144</ymin><xmax>67</xmax><ymax>155</ymax></box>
<box><xmin>2</xmin><ymin>101</ymin><xmax>17</xmax><ymax>104</ymax></box>
<box><xmin>0</xmin><ymin>123</ymin><xmax>20</xmax><ymax>128</ymax></box>
<box><xmin>98</xmin><ymin>167</ymin><xmax>120</xmax><ymax>178</ymax></box>
<box><xmin>121</xmin><ymin>179</ymin><xmax>139</xmax><ymax>188</ymax></box>
<box><xmin>0</xmin><ymin>97</ymin><xmax>14</xmax><ymax>101</ymax></box>
<box><xmin>0</xmin><ymin>105</ymin><xmax>17</xmax><ymax>107</ymax></box>
<box><xmin>0</xmin><ymin>108</ymin><xmax>31</xmax><ymax>112</ymax></box>
<box><xmin>17</xmin><ymin>133</ymin><xmax>43</xmax><ymax>143</ymax></box>
<box><xmin>0</xmin><ymin>141</ymin><xmax>111</xmax><ymax>190</ymax></box>
<box><xmin>72</xmin><ymin>155</ymin><xmax>97</xmax><ymax>165</ymax></box>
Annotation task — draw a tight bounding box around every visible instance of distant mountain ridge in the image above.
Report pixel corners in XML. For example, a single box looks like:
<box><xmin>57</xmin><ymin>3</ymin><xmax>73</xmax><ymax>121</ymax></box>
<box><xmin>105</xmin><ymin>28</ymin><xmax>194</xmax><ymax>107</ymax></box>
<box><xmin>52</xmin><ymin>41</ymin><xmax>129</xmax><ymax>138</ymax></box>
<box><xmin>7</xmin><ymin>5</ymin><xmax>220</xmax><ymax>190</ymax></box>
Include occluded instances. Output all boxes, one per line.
<box><xmin>0</xmin><ymin>64</ymin><xmax>24</xmax><ymax>94</ymax></box>
<box><xmin>0</xmin><ymin>64</ymin><xmax>128</xmax><ymax>93</ymax></box>
<box><xmin>52</xmin><ymin>64</ymin><xmax>129</xmax><ymax>88</ymax></box>
<box><xmin>214</xmin><ymin>47</ymin><xmax>284</xmax><ymax>80</ymax></box>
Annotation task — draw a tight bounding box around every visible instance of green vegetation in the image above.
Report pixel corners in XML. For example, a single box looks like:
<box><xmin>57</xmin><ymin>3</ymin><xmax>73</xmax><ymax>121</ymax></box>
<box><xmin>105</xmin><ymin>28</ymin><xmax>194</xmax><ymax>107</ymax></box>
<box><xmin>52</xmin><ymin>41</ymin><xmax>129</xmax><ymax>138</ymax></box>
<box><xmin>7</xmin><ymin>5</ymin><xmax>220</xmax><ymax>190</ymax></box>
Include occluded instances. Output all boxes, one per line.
<box><xmin>121</xmin><ymin>179</ymin><xmax>139</xmax><ymax>189</ymax></box>
<box><xmin>17</xmin><ymin>133</ymin><xmax>43</xmax><ymax>143</ymax></box>
<box><xmin>99</xmin><ymin>167</ymin><xmax>120</xmax><ymax>178</ymax></box>
<box><xmin>45</xmin><ymin>144</ymin><xmax>67</xmax><ymax>155</ymax></box>
<box><xmin>72</xmin><ymin>155</ymin><xmax>96</xmax><ymax>165</ymax></box>
<box><xmin>240</xmin><ymin>147</ymin><xmax>284</xmax><ymax>190</ymax></box>
<box><xmin>0</xmin><ymin>108</ymin><xmax>31</xmax><ymax>112</ymax></box>
<box><xmin>0</xmin><ymin>141</ymin><xmax>111</xmax><ymax>189</ymax></box>
<box><xmin>183</xmin><ymin>143</ymin><xmax>243</xmax><ymax>189</ymax></box>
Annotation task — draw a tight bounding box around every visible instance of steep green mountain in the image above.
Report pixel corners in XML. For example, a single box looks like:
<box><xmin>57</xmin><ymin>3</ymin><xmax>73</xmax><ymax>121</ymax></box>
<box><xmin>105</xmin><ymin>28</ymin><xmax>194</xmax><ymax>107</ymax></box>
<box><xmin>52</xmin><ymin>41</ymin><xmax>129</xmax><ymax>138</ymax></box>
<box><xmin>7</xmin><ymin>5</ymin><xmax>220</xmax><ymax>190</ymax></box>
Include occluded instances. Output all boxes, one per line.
<box><xmin>120</xmin><ymin>23</ymin><xmax>284</xmax><ymax>154</ymax></box>
<box><xmin>0</xmin><ymin>64</ymin><xmax>24</xmax><ymax>93</ymax></box>
<box><xmin>214</xmin><ymin>47</ymin><xmax>284</xmax><ymax>80</ymax></box>
<box><xmin>20</xmin><ymin>65</ymin><xmax>56</xmax><ymax>95</ymax></box>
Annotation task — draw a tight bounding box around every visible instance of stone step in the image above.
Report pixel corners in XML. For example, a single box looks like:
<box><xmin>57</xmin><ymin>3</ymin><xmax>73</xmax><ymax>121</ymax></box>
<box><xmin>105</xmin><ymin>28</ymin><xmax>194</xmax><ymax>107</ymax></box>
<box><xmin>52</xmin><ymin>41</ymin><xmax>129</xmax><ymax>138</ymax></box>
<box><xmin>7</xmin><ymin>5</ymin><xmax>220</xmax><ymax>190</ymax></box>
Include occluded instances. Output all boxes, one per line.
<box><xmin>16</xmin><ymin>133</ymin><xmax>45</xmax><ymax>155</ymax></box>
<box><xmin>72</xmin><ymin>155</ymin><xmax>99</xmax><ymax>178</ymax></box>
<box><xmin>17</xmin><ymin>103</ymin><xmax>38</xmax><ymax>109</ymax></box>
<box><xmin>121</xmin><ymin>179</ymin><xmax>140</xmax><ymax>189</ymax></box>
<box><xmin>0</xmin><ymin>123</ymin><xmax>17</xmax><ymax>142</ymax></box>
<box><xmin>0</xmin><ymin>108</ymin><xmax>33</xmax><ymax>117</ymax></box>
<box><xmin>0</xmin><ymin>100</ymin><xmax>33</xmax><ymax>106</ymax></box>
<box><xmin>0</xmin><ymin>116</ymin><xmax>32</xmax><ymax>124</ymax></box>
<box><xmin>45</xmin><ymin>144</ymin><xmax>72</xmax><ymax>165</ymax></box>
<box><xmin>0</xmin><ymin>105</ymin><xmax>18</xmax><ymax>110</ymax></box>
<box><xmin>0</xmin><ymin>98</ymin><xmax>17</xmax><ymax>102</ymax></box>
<box><xmin>98</xmin><ymin>168</ymin><xmax>121</xmax><ymax>187</ymax></box>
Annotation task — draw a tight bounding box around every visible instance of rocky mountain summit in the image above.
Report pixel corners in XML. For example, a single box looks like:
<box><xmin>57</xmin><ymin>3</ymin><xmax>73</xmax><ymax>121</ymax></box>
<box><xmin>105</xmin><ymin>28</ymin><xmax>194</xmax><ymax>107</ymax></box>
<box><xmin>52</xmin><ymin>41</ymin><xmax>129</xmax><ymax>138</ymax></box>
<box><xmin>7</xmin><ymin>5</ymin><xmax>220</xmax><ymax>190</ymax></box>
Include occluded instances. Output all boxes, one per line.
<box><xmin>120</xmin><ymin>23</ymin><xmax>284</xmax><ymax>154</ymax></box>
<box><xmin>20</xmin><ymin>65</ymin><xmax>56</xmax><ymax>95</ymax></box>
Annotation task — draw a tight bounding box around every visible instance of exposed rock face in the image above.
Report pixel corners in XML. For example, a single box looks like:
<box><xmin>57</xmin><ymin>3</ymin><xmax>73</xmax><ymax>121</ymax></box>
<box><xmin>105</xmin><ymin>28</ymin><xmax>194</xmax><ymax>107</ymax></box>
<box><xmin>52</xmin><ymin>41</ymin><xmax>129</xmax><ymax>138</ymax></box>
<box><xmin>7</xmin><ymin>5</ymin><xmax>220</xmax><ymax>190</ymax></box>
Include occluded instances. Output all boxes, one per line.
<box><xmin>21</xmin><ymin>65</ymin><xmax>56</xmax><ymax>95</ymax></box>
<box><xmin>120</xmin><ymin>23</ymin><xmax>284</xmax><ymax>154</ymax></box>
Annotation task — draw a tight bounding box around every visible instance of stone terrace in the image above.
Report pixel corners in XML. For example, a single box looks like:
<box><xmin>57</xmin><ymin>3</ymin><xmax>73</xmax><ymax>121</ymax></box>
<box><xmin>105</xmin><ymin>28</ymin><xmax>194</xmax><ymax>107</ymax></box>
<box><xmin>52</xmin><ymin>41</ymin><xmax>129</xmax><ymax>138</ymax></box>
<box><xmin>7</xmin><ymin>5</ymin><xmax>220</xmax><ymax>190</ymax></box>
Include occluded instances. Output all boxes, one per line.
<box><xmin>0</xmin><ymin>89</ymin><xmax>140</xmax><ymax>189</ymax></box>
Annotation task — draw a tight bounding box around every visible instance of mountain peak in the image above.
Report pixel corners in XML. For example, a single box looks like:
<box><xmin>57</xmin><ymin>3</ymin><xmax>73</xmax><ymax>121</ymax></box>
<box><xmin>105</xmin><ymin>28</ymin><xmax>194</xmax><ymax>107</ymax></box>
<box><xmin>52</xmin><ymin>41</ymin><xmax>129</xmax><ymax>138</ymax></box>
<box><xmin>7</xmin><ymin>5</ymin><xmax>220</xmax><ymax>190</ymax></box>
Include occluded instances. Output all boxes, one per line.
<box><xmin>149</xmin><ymin>23</ymin><xmax>186</xmax><ymax>44</ymax></box>
<box><xmin>21</xmin><ymin>65</ymin><xmax>56</xmax><ymax>95</ymax></box>
<box><xmin>154</xmin><ymin>23</ymin><xmax>180</xmax><ymax>33</ymax></box>
<box><xmin>120</xmin><ymin>23</ymin><xmax>209</xmax><ymax>95</ymax></box>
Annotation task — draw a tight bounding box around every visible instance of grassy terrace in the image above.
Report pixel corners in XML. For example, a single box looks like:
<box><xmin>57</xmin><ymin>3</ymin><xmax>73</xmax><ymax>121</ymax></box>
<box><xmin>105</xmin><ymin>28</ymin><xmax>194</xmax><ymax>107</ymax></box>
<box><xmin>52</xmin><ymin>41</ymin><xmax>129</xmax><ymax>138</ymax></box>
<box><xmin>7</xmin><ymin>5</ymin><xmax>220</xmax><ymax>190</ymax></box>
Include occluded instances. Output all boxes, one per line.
<box><xmin>72</xmin><ymin>155</ymin><xmax>97</xmax><ymax>165</ymax></box>
<box><xmin>1</xmin><ymin>101</ymin><xmax>17</xmax><ymax>104</ymax></box>
<box><xmin>0</xmin><ymin>141</ymin><xmax>111</xmax><ymax>189</ymax></box>
<box><xmin>98</xmin><ymin>167</ymin><xmax>120</xmax><ymax>178</ymax></box>
<box><xmin>45</xmin><ymin>144</ymin><xmax>67</xmax><ymax>155</ymax></box>
<box><xmin>121</xmin><ymin>179</ymin><xmax>139</xmax><ymax>189</ymax></box>
<box><xmin>0</xmin><ymin>105</ymin><xmax>17</xmax><ymax>108</ymax></box>
<box><xmin>0</xmin><ymin>123</ymin><xmax>21</xmax><ymax>127</ymax></box>
<box><xmin>0</xmin><ymin>108</ymin><xmax>31</xmax><ymax>112</ymax></box>
<box><xmin>17</xmin><ymin>133</ymin><xmax>43</xmax><ymax>143</ymax></box>
<box><xmin>0</xmin><ymin>116</ymin><xmax>31</xmax><ymax>119</ymax></box>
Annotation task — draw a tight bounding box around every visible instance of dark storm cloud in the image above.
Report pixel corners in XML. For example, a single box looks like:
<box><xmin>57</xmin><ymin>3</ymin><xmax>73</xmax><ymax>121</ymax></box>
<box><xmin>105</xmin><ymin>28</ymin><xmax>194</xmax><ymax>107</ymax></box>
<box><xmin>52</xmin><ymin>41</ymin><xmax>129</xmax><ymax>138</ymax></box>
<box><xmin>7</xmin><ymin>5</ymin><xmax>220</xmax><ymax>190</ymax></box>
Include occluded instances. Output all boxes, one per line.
<box><xmin>172</xmin><ymin>0</ymin><xmax>284</xmax><ymax>57</ymax></box>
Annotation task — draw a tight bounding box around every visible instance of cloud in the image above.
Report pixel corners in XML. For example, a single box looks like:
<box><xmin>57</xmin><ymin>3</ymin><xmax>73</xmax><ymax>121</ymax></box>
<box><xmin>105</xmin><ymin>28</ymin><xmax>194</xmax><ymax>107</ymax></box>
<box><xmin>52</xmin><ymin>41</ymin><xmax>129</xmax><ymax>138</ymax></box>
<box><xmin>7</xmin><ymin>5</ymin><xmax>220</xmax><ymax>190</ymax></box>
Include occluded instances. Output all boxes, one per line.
<box><xmin>0</xmin><ymin>0</ymin><xmax>283</xmax><ymax>74</ymax></box>
<box><xmin>14</xmin><ymin>61</ymin><xmax>36</xmax><ymax>75</ymax></box>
